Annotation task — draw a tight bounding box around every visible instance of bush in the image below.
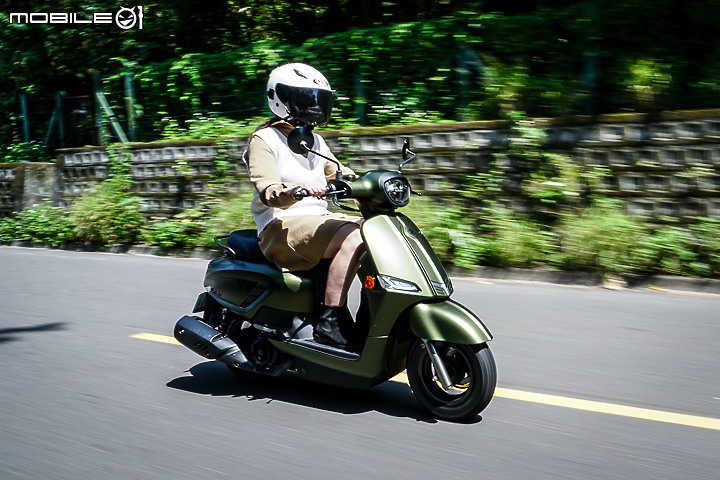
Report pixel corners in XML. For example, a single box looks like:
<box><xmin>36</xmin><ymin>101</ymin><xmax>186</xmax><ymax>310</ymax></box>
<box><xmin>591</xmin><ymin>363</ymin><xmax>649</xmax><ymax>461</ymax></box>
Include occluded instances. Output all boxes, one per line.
<box><xmin>447</xmin><ymin>224</ymin><xmax>497</xmax><ymax>270</ymax></box>
<box><xmin>691</xmin><ymin>218</ymin><xmax>720</xmax><ymax>276</ymax></box>
<box><xmin>1</xmin><ymin>142</ymin><xmax>52</xmax><ymax>163</ymax></box>
<box><xmin>555</xmin><ymin>199</ymin><xmax>648</xmax><ymax>277</ymax></box>
<box><xmin>3</xmin><ymin>202</ymin><xmax>76</xmax><ymax>247</ymax></box>
<box><xmin>203</xmin><ymin>192</ymin><xmax>257</xmax><ymax>246</ymax></box>
<box><xmin>160</xmin><ymin>114</ymin><xmax>264</xmax><ymax>140</ymax></box>
<box><xmin>70</xmin><ymin>177</ymin><xmax>145</xmax><ymax>246</ymax></box>
<box><xmin>0</xmin><ymin>216</ymin><xmax>19</xmax><ymax>243</ymax></box>
<box><xmin>486</xmin><ymin>207</ymin><xmax>556</xmax><ymax>268</ymax></box>
<box><xmin>142</xmin><ymin>207</ymin><xmax>208</xmax><ymax>251</ymax></box>
<box><xmin>141</xmin><ymin>217</ymin><xmax>200</xmax><ymax>251</ymax></box>
<box><xmin>634</xmin><ymin>224</ymin><xmax>706</xmax><ymax>277</ymax></box>
<box><xmin>141</xmin><ymin>191</ymin><xmax>256</xmax><ymax>251</ymax></box>
<box><xmin>403</xmin><ymin>197</ymin><xmax>556</xmax><ymax>270</ymax></box>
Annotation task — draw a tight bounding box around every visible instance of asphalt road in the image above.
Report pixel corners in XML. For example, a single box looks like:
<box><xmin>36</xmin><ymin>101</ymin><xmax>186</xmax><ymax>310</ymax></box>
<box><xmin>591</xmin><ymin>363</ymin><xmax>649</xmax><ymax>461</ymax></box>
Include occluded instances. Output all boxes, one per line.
<box><xmin>1</xmin><ymin>246</ymin><xmax>718</xmax><ymax>480</ymax></box>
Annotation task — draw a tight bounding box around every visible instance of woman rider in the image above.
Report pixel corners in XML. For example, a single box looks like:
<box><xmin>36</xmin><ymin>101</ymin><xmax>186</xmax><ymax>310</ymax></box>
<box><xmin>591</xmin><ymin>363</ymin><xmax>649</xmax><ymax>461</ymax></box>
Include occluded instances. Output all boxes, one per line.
<box><xmin>244</xmin><ymin>63</ymin><xmax>364</xmax><ymax>348</ymax></box>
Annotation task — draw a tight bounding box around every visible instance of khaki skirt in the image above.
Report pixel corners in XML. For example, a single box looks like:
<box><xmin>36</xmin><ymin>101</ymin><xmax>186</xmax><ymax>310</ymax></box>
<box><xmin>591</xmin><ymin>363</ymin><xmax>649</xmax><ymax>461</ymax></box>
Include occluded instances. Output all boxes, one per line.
<box><xmin>258</xmin><ymin>213</ymin><xmax>363</xmax><ymax>272</ymax></box>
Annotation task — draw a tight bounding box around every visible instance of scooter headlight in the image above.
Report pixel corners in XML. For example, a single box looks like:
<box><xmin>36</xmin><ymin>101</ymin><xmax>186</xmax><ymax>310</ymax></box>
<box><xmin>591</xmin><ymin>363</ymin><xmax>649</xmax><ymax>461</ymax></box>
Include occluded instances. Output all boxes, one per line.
<box><xmin>383</xmin><ymin>177</ymin><xmax>410</xmax><ymax>207</ymax></box>
<box><xmin>377</xmin><ymin>275</ymin><xmax>420</xmax><ymax>292</ymax></box>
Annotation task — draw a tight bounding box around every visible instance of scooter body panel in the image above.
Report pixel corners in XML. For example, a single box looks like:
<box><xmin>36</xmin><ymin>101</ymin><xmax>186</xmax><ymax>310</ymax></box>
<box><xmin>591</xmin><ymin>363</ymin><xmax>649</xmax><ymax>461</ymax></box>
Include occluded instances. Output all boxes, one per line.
<box><xmin>268</xmin><ymin>335</ymin><xmax>400</xmax><ymax>389</ymax></box>
<box><xmin>362</xmin><ymin>214</ymin><xmax>436</xmax><ymax>296</ymax></box>
<box><xmin>204</xmin><ymin>256</ymin><xmax>316</xmax><ymax>316</ymax></box>
<box><xmin>408</xmin><ymin>299</ymin><xmax>493</xmax><ymax>344</ymax></box>
<box><xmin>359</xmin><ymin>213</ymin><xmax>456</xmax><ymax>337</ymax></box>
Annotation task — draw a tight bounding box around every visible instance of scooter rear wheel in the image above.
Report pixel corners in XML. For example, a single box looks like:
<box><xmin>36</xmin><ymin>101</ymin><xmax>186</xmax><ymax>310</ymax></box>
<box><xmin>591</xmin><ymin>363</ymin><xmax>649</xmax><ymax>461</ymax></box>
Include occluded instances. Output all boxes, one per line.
<box><xmin>407</xmin><ymin>339</ymin><xmax>496</xmax><ymax>422</ymax></box>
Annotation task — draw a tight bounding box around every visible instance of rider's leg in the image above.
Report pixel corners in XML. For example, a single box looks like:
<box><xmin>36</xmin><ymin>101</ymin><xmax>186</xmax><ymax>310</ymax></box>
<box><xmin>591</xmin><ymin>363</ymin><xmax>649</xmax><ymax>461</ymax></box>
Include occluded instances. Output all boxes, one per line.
<box><xmin>314</xmin><ymin>223</ymin><xmax>365</xmax><ymax>347</ymax></box>
<box><xmin>323</xmin><ymin>224</ymin><xmax>364</xmax><ymax>307</ymax></box>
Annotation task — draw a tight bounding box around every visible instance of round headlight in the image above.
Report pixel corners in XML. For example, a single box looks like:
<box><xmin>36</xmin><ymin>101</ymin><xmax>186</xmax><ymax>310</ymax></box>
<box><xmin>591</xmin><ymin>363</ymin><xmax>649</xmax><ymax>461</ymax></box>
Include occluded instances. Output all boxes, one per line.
<box><xmin>384</xmin><ymin>177</ymin><xmax>410</xmax><ymax>207</ymax></box>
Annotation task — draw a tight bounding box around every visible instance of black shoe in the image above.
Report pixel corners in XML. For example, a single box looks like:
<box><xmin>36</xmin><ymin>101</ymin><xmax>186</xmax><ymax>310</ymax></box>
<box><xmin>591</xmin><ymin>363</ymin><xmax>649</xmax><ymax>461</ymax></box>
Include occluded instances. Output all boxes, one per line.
<box><xmin>314</xmin><ymin>306</ymin><xmax>348</xmax><ymax>348</ymax></box>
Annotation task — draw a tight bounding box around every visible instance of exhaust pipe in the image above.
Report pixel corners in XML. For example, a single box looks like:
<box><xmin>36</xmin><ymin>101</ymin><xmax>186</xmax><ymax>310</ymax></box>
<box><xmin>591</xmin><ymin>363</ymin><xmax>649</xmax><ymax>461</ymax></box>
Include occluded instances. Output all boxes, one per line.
<box><xmin>174</xmin><ymin>315</ymin><xmax>258</xmax><ymax>373</ymax></box>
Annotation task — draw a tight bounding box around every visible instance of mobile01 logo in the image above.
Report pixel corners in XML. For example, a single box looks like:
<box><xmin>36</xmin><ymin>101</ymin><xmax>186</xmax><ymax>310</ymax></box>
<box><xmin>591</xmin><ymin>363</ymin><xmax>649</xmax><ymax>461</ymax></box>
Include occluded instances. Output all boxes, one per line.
<box><xmin>9</xmin><ymin>6</ymin><xmax>144</xmax><ymax>30</ymax></box>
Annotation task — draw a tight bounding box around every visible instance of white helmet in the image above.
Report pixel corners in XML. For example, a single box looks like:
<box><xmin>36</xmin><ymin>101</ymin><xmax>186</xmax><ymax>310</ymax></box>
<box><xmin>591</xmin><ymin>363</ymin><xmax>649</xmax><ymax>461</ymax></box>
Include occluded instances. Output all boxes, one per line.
<box><xmin>266</xmin><ymin>63</ymin><xmax>333</xmax><ymax>126</ymax></box>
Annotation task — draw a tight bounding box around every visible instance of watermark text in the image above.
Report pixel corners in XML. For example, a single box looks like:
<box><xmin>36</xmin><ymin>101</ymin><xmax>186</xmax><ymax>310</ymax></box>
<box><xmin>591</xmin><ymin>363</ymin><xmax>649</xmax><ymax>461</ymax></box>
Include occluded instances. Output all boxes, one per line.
<box><xmin>9</xmin><ymin>7</ymin><xmax>144</xmax><ymax>30</ymax></box>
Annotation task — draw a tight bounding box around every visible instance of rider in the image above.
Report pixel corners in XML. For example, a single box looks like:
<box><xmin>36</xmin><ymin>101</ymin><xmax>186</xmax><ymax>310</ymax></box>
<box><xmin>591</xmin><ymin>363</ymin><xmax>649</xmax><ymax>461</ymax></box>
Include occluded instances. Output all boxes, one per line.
<box><xmin>243</xmin><ymin>63</ymin><xmax>364</xmax><ymax>348</ymax></box>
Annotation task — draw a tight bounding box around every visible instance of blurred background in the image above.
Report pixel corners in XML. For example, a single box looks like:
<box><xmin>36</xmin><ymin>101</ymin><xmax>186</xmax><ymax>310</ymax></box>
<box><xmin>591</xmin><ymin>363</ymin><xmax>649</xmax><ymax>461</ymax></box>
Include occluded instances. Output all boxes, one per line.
<box><xmin>1</xmin><ymin>0</ymin><xmax>719</xmax><ymax>148</ymax></box>
<box><xmin>1</xmin><ymin>0</ymin><xmax>720</xmax><ymax>280</ymax></box>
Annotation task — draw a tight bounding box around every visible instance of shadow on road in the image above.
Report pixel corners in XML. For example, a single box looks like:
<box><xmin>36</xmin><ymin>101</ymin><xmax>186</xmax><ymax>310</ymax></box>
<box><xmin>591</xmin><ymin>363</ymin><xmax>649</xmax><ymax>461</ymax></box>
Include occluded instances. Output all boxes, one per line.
<box><xmin>0</xmin><ymin>322</ymin><xmax>67</xmax><ymax>345</ymax></box>
<box><xmin>167</xmin><ymin>361</ymin><xmax>485</xmax><ymax>424</ymax></box>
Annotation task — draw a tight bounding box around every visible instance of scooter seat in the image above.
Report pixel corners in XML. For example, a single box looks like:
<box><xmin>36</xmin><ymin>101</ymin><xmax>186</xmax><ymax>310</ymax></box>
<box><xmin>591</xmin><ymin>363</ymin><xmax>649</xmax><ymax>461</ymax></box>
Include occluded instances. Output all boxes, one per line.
<box><xmin>227</xmin><ymin>229</ymin><xmax>269</xmax><ymax>263</ymax></box>
<box><xmin>223</xmin><ymin>230</ymin><xmax>330</xmax><ymax>287</ymax></box>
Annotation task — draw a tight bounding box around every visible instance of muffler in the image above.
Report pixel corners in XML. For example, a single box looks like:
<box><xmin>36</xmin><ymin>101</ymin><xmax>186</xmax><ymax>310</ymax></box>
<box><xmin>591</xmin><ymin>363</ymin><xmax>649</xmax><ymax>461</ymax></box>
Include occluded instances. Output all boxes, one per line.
<box><xmin>174</xmin><ymin>315</ymin><xmax>258</xmax><ymax>372</ymax></box>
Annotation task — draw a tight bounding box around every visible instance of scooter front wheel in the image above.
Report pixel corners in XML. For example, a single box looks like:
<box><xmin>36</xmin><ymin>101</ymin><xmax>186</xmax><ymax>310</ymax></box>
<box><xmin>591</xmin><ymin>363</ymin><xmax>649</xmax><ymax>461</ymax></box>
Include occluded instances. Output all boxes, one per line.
<box><xmin>407</xmin><ymin>339</ymin><xmax>496</xmax><ymax>422</ymax></box>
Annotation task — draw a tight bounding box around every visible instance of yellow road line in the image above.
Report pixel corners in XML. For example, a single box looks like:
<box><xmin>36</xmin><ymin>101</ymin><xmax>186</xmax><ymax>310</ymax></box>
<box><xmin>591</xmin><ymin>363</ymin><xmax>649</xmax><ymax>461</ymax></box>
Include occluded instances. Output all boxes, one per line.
<box><xmin>390</xmin><ymin>372</ymin><xmax>720</xmax><ymax>431</ymax></box>
<box><xmin>493</xmin><ymin>388</ymin><xmax>720</xmax><ymax>431</ymax></box>
<box><xmin>131</xmin><ymin>332</ymin><xmax>180</xmax><ymax>345</ymax></box>
<box><xmin>135</xmin><ymin>333</ymin><xmax>720</xmax><ymax>431</ymax></box>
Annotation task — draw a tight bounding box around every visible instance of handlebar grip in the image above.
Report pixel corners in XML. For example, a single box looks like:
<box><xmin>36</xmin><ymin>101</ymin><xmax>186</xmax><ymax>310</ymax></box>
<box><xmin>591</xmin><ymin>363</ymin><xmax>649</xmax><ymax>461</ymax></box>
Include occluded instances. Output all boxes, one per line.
<box><xmin>293</xmin><ymin>188</ymin><xmax>310</xmax><ymax>200</ymax></box>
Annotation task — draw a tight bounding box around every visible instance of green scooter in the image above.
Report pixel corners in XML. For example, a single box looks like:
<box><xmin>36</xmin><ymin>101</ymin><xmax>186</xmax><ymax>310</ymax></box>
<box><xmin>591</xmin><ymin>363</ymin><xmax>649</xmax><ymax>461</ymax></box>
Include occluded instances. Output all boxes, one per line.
<box><xmin>174</xmin><ymin>127</ymin><xmax>496</xmax><ymax>421</ymax></box>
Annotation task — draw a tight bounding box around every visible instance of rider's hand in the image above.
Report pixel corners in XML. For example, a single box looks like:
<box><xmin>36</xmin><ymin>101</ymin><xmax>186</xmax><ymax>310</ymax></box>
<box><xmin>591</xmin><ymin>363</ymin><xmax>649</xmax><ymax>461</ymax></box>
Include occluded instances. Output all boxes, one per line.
<box><xmin>301</xmin><ymin>183</ymin><xmax>327</xmax><ymax>198</ymax></box>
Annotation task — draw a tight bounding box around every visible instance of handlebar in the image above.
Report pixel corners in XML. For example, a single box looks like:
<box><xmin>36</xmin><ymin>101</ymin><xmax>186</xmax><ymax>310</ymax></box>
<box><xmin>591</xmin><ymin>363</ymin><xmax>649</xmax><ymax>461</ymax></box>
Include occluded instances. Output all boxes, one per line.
<box><xmin>293</xmin><ymin>184</ymin><xmax>349</xmax><ymax>200</ymax></box>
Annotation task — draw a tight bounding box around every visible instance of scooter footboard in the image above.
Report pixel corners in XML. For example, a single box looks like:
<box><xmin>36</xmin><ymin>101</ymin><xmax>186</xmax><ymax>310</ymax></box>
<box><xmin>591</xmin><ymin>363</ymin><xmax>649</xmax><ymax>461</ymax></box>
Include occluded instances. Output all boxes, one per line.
<box><xmin>408</xmin><ymin>300</ymin><xmax>492</xmax><ymax>344</ymax></box>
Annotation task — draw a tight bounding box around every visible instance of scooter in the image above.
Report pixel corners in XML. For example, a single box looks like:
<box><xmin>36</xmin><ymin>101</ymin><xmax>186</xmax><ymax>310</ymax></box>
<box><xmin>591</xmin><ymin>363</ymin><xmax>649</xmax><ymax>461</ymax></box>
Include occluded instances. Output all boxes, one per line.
<box><xmin>174</xmin><ymin>127</ymin><xmax>496</xmax><ymax>421</ymax></box>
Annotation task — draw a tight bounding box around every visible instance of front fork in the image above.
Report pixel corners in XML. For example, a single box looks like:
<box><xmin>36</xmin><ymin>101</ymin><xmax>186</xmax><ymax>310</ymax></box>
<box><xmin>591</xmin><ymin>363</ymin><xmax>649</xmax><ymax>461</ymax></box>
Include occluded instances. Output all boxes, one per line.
<box><xmin>421</xmin><ymin>339</ymin><xmax>454</xmax><ymax>391</ymax></box>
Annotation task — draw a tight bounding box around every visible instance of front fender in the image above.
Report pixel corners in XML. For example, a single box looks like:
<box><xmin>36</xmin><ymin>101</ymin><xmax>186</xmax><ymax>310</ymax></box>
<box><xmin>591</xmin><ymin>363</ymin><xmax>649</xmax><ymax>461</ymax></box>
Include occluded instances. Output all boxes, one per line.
<box><xmin>408</xmin><ymin>300</ymin><xmax>492</xmax><ymax>345</ymax></box>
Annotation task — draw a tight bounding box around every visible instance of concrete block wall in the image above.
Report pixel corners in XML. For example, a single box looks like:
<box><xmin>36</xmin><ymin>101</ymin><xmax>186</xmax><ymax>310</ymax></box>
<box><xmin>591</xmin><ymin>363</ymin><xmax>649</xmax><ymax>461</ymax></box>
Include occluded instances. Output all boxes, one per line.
<box><xmin>2</xmin><ymin>109</ymin><xmax>719</xmax><ymax>220</ymax></box>
<box><xmin>0</xmin><ymin>165</ymin><xmax>18</xmax><ymax>217</ymax></box>
<box><xmin>0</xmin><ymin>162</ymin><xmax>58</xmax><ymax>218</ymax></box>
<box><xmin>332</xmin><ymin>116</ymin><xmax>720</xmax><ymax>218</ymax></box>
<box><xmin>59</xmin><ymin>140</ymin><xmax>247</xmax><ymax>216</ymax></box>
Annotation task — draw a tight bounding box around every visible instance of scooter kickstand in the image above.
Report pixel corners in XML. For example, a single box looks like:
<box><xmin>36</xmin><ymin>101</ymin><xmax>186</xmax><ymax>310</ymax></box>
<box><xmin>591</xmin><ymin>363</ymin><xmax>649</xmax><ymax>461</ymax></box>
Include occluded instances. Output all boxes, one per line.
<box><xmin>421</xmin><ymin>339</ymin><xmax>453</xmax><ymax>391</ymax></box>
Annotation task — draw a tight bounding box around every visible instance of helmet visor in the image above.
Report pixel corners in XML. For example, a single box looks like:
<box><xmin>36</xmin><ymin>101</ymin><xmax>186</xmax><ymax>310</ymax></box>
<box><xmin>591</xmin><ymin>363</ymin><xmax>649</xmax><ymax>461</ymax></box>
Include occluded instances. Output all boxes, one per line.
<box><xmin>275</xmin><ymin>84</ymin><xmax>333</xmax><ymax>126</ymax></box>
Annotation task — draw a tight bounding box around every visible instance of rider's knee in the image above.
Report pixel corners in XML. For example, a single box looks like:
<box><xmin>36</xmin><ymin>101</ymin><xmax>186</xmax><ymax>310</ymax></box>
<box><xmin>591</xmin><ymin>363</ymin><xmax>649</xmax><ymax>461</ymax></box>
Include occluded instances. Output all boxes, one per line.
<box><xmin>341</xmin><ymin>226</ymin><xmax>364</xmax><ymax>252</ymax></box>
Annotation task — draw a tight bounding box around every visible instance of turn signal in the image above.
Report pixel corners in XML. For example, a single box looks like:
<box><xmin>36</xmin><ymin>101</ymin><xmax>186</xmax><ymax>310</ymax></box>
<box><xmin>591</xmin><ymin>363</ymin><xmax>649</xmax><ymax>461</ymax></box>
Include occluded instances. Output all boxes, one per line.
<box><xmin>364</xmin><ymin>275</ymin><xmax>376</xmax><ymax>290</ymax></box>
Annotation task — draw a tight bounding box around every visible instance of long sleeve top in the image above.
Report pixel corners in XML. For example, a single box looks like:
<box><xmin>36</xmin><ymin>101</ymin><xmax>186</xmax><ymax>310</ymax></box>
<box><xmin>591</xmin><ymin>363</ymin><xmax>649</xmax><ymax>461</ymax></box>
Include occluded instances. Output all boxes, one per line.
<box><xmin>244</xmin><ymin>122</ymin><xmax>354</xmax><ymax>232</ymax></box>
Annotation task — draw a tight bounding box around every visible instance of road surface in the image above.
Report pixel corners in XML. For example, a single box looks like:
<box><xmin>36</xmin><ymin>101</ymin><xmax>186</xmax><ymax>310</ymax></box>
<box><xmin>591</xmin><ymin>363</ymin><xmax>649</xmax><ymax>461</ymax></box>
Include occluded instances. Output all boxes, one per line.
<box><xmin>1</xmin><ymin>246</ymin><xmax>718</xmax><ymax>479</ymax></box>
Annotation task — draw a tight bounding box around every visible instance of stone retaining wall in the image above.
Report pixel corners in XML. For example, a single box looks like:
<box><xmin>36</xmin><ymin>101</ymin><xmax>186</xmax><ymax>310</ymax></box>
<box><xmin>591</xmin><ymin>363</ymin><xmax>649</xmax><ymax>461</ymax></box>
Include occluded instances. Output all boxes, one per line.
<box><xmin>2</xmin><ymin>108</ymin><xmax>720</xmax><ymax>219</ymax></box>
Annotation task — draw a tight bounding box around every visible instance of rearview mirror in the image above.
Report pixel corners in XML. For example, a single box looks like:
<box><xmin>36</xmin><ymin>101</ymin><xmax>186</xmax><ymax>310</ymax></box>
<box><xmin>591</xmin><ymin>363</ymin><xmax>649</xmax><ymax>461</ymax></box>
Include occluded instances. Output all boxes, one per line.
<box><xmin>287</xmin><ymin>126</ymin><xmax>315</xmax><ymax>155</ymax></box>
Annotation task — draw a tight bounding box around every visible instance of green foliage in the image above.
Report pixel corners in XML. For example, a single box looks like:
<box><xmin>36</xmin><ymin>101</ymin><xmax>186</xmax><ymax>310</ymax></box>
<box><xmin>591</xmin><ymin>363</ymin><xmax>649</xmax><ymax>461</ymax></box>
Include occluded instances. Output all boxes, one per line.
<box><xmin>691</xmin><ymin>218</ymin><xmax>720</xmax><ymax>276</ymax></box>
<box><xmin>448</xmin><ymin>226</ymin><xmax>497</xmax><ymax>271</ymax></box>
<box><xmin>434</xmin><ymin>205</ymin><xmax>555</xmax><ymax>270</ymax></box>
<box><xmin>1</xmin><ymin>142</ymin><xmax>51</xmax><ymax>163</ymax></box>
<box><xmin>634</xmin><ymin>224</ymin><xmax>704</xmax><ymax>277</ymax></box>
<box><xmin>485</xmin><ymin>208</ymin><xmax>556</xmax><ymax>268</ymax></box>
<box><xmin>626</xmin><ymin>58</ymin><xmax>673</xmax><ymax>110</ymax></box>
<box><xmin>555</xmin><ymin>199</ymin><xmax>649</xmax><ymax>276</ymax></box>
<box><xmin>160</xmin><ymin>114</ymin><xmax>265</xmax><ymax>140</ymax></box>
<box><xmin>404</xmin><ymin>193</ymin><xmax>720</xmax><ymax>280</ymax></box>
<box><xmin>203</xmin><ymin>192</ymin><xmax>257</xmax><ymax>246</ymax></box>
<box><xmin>142</xmin><ymin>210</ymin><xmax>205</xmax><ymax>251</ymax></box>
<box><xmin>132</xmin><ymin>19</ymin><xmax>468</xmax><ymax>133</ymax></box>
<box><xmin>463</xmin><ymin>112</ymin><xmax>596</xmax><ymax>229</ymax></box>
<box><xmin>1</xmin><ymin>202</ymin><xmax>76</xmax><ymax>246</ymax></box>
<box><xmin>141</xmin><ymin>190</ymin><xmax>256</xmax><ymax>251</ymax></box>
<box><xmin>69</xmin><ymin>176</ymin><xmax>145</xmax><ymax>246</ymax></box>
<box><xmin>403</xmin><ymin>195</ymin><xmax>555</xmax><ymax>270</ymax></box>
<box><xmin>0</xmin><ymin>216</ymin><xmax>19</xmax><ymax>243</ymax></box>
<box><xmin>4</xmin><ymin>2</ymin><xmax>720</xmax><ymax>147</ymax></box>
